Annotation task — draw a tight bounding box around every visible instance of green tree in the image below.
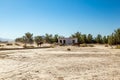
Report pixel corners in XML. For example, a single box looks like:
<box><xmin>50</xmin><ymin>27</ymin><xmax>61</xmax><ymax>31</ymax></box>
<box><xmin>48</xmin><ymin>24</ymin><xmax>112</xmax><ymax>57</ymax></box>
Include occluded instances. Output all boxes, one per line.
<box><xmin>45</xmin><ymin>34</ymin><xmax>54</xmax><ymax>43</ymax></box>
<box><xmin>34</xmin><ymin>36</ymin><xmax>43</xmax><ymax>46</ymax></box>
<box><xmin>22</xmin><ymin>36</ymin><xmax>27</xmax><ymax>46</ymax></box>
<box><xmin>95</xmin><ymin>34</ymin><xmax>103</xmax><ymax>44</ymax></box>
<box><xmin>53</xmin><ymin>34</ymin><xmax>59</xmax><ymax>43</ymax></box>
<box><xmin>15</xmin><ymin>37</ymin><xmax>24</xmax><ymax>43</ymax></box>
<box><xmin>71</xmin><ymin>32</ymin><xmax>82</xmax><ymax>44</ymax></box>
<box><xmin>87</xmin><ymin>34</ymin><xmax>93</xmax><ymax>43</ymax></box>
<box><xmin>108</xmin><ymin>33</ymin><xmax>115</xmax><ymax>45</ymax></box>
<box><xmin>24</xmin><ymin>32</ymin><xmax>34</xmax><ymax>44</ymax></box>
<box><xmin>114</xmin><ymin>28</ymin><xmax>120</xmax><ymax>44</ymax></box>
<box><xmin>81</xmin><ymin>34</ymin><xmax>87</xmax><ymax>43</ymax></box>
<box><xmin>103</xmin><ymin>36</ymin><xmax>108</xmax><ymax>44</ymax></box>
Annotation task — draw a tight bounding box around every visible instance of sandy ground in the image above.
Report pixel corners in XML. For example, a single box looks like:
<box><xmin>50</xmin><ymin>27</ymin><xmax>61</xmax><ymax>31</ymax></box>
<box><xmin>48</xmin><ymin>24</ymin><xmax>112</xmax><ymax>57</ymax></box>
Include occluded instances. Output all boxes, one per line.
<box><xmin>0</xmin><ymin>46</ymin><xmax>120</xmax><ymax>80</ymax></box>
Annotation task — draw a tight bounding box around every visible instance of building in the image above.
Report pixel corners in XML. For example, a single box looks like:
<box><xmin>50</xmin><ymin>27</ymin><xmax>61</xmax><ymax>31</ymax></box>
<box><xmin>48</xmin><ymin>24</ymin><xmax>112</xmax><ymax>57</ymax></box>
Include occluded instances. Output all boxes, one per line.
<box><xmin>58</xmin><ymin>38</ymin><xmax>78</xmax><ymax>45</ymax></box>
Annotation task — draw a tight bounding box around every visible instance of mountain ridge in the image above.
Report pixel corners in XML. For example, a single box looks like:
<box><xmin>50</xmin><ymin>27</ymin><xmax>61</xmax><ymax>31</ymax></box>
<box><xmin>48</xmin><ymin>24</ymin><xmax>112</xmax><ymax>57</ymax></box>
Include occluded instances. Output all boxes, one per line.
<box><xmin>0</xmin><ymin>37</ymin><xmax>13</xmax><ymax>42</ymax></box>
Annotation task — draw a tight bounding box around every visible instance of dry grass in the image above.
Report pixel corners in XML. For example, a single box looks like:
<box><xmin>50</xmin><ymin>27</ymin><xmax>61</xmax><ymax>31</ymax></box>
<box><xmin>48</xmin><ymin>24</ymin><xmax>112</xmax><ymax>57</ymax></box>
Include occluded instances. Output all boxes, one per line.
<box><xmin>80</xmin><ymin>44</ymin><xmax>94</xmax><ymax>47</ymax></box>
<box><xmin>80</xmin><ymin>44</ymin><xmax>88</xmax><ymax>47</ymax></box>
<box><xmin>88</xmin><ymin>44</ymin><xmax>94</xmax><ymax>47</ymax></box>
<box><xmin>23</xmin><ymin>45</ymin><xmax>35</xmax><ymax>48</ymax></box>
<box><xmin>115</xmin><ymin>45</ymin><xmax>120</xmax><ymax>49</ymax></box>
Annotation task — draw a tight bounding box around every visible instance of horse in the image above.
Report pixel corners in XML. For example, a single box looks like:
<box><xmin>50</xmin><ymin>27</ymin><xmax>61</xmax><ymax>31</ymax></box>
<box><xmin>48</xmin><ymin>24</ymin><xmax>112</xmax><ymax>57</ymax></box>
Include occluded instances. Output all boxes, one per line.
<box><xmin>37</xmin><ymin>42</ymin><xmax>43</xmax><ymax>47</ymax></box>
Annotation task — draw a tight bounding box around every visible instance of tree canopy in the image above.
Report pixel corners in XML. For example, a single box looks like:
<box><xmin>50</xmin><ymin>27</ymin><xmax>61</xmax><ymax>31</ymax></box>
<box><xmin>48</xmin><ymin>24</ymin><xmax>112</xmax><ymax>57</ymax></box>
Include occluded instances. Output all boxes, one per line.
<box><xmin>15</xmin><ymin>28</ymin><xmax>120</xmax><ymax>46</ymax></box>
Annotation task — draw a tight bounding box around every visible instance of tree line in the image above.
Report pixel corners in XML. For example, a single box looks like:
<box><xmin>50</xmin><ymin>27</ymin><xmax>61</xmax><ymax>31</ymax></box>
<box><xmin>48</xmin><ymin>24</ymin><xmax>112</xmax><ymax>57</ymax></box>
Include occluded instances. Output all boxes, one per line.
<box><xmin>15</xmin><ymin>28</ymin><xmax>120</xmax><ymax>46</ymax></box>
<box><xmin>15</xmin><ymin>33</ymin><xmax>60</xmax><ymax>46</ymax></box>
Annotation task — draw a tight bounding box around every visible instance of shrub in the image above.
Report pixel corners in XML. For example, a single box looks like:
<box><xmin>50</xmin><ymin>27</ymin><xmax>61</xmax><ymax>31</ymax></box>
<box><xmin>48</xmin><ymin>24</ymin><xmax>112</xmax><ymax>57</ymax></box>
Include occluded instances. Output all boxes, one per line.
<box><xmin>6</xmin><ymin>43</ymin><xmax>13</xmax><ymax>46</ymax></box>
<box><xmin>23</xmin><ymin>45</ymin><xmax>34</xmax><ymax>48</ymax></box>
<box><xmin>115</xmin><ymin>45</ymin><xmax>120</xmax><ymax>49</ymax></box>
<box><xmin>67</xmin><ymin>48</ymin><xmax>71</xmax><ymax>51</ymax></box>
<box><xmin>15</xmin><ymin>43</ymin><xmax>21</xmax><ymax>46</ymax></box>
<box><xmin>0</xmin><ymin>45</ymin><xmax>4</xmax><ymax>47</ymax></box>
<box><xmin>59</xmin><ymin>43</ymin><xmax>64</xmax><ymax>46</ymax></box>
<box><xmin>23</xmin><ymin>45</ymin><xmax>27</xmax><ymax>48</ymax></box>
<box><xmin>80</xmin><ymin>44</ymin><xmax>87</xmax><ymax>47</ymax></box>
<box><xmin>28</xmin><ymin>46</ymin><xmax>34</xmax><ymax>48</ymax></box>
<box><xmin>88</xmin><ymin>44</ymin><xmax>94</xmax><ymax>47</ymax></box>
<box><xmin>105</xmin><ymin>44</ymin><xmax>109</xmax><ymax>47</ymax></box>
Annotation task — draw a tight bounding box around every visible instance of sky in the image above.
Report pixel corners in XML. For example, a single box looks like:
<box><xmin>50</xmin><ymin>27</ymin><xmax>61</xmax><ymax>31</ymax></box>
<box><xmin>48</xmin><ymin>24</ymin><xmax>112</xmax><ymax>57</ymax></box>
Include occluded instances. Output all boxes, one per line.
<box><xmin>0</xmin><ymin>0</ymin><xmax>120</xmax><ymax>39</ymax></box>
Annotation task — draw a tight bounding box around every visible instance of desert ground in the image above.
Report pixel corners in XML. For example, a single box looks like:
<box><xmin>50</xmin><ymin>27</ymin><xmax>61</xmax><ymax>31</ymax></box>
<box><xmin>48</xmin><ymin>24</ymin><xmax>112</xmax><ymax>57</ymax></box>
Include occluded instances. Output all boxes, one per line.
<box><xmin>0</xmin><ymin>45</ymin><xmax>120</xmax><ymax>80</ymax></box>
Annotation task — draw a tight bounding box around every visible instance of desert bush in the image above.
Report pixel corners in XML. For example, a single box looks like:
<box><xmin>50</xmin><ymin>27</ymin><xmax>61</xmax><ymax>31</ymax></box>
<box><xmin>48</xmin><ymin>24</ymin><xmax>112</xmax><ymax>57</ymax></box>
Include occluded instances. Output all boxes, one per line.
<box><xmin>6</xmin><ymin>43</ymin><xmax>13</xmax><ymax>46</ymax></box>
<box><xmin>88</xmin><ymin>44</ymin><xmax>94</xmax><ymax>47</ymax></box>
<box><xmin>50</xmin><ymin>45</ymin><xmax>55</xmax><ymax>48</ymax></box>
<box><xmin>80</xmin><ymin>44</ymin><xmax>88</xmax><ymax>47</ymax></box>
<box><xmin>115</xmin><ymin>45</ymin><xmax>120</xmax><ymax>49</ymax></box>
<box><xmin>0</xmin><ymin>45</ymin><xmax>4</xmax><ymax>47</ymax></box>
<box><xmin>23</xmin><ymin>45</ymin><xmax>34</xmax><ymax>48</ymax></box>
<box><xmin>28</xmin><ymin>46</ymin><xmax>34</xmax><ymax>48</ymax></box>
<box><xmin>15</xmin><ymin>43</ymin><xmax>21</xmax><ymax>46</ymax></box>
<box><xmin>59</xmin><ymin>43</ymin><xmax>64</xmax><ymax>46</ymax></box>
<box><xmin>67</xmin><ymin>48</ymin><xmax>71</xmax><ymax>51</ymax></box>
<box><xmin>105</xmin><ymin>44</ymin><xmax>109</xmax><ymax>47</ymax></box>
<box><xmin>23</xmin><ymin>45</ymin><xmax>27</xmax><ymax>48</ymax></box>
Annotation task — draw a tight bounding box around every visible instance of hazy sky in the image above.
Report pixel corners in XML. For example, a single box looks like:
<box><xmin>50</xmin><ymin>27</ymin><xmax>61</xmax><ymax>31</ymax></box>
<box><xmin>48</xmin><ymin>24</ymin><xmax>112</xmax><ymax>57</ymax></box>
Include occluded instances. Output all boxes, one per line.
<box><xmin>0</xmin><ymin>0</ymin><xmax>120</xmax><ymax>39</ymax></box>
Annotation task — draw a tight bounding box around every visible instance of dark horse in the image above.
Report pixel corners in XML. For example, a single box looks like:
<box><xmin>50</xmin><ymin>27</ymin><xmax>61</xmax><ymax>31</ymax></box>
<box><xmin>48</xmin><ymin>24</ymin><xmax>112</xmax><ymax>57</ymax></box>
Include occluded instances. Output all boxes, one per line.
<box><xmin>37</xmin><ymin>42</ymin><xmax>43</xmax><ymax>47</ymax></box>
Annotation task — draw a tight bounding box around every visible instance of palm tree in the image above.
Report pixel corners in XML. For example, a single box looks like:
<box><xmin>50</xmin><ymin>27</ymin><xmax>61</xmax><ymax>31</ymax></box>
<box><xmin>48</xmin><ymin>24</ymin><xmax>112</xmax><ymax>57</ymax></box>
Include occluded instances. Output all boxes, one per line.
<box><xmin>34</xmin><ymin>36</ymin><xmax>43</xmax><ymax>46</ymax></box>
<box><xmin>108</xmin><ymin>33</ymin><xmax>115</xmax><ymax>48</ymax></box>
<box><xmin>114</xmin><ymin>28</ymin><xmax>120</xmax><ymax>44</ymax></box>
<box><xmin>53</xmin><ymin>34</ymin><xmax>59</xmax><ymax>43</ymax></box>
<box><xmin>25</xmin><ymin>32</ymin><xmax>34</xmax><ymax>44</ymax></box>
<box><xmin>103</xmin><ymin>36</ymin><xmax>108</xmax><ymax>44</ymax></box>
<box><xmin>21</xmin><ymin>32</ymin><xmax>34</xmax><ymax>47</ymax></box>
<box><xmin>71</xmin><ymin>32</ymin><xmax>82</xmax><ymax>44</ymax></box>
<box><xmin>81</xmin><ymin>34</ymin><xmax>87</xmax><ymax>43</ymax></box>
<box><xmin>95</xmin><ymin>34</ymin><xmax>103</xmax><ymax>44</ymax></box>
<box><xmin>45</xmin><ymin>34</ymin><xmax>54</xmax><ymax>43</ymax></box>
<box><xmin>87</xmin><ymin>34</ymin><xmax>93</xmax><ymax>43</ymax></box>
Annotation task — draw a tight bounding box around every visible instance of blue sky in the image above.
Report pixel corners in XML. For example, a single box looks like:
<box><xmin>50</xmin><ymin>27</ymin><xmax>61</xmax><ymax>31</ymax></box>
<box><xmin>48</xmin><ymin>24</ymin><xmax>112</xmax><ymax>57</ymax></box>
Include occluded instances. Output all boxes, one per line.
<box><xmin>0</xmin><ymin>0</ymin><xmax>120</xmax><ymax>39</ymax></box>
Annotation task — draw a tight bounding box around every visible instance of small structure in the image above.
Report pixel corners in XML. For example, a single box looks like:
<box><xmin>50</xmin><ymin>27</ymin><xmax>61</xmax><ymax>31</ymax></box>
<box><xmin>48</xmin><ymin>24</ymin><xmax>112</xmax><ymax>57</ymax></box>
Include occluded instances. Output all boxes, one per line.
<box><xmin>58</xmin><ymin>38</ymin><xmax>78</xmax><ymax>45</ymax></box>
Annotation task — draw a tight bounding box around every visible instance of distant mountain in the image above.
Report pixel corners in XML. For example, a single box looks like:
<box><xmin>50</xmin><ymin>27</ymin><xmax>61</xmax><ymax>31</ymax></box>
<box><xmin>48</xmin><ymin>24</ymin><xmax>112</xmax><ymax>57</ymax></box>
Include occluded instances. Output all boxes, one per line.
<box><xmin>0</xmin><ymin>38</ymin><xmax>13</xmax><ymax>42</ymax></box>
